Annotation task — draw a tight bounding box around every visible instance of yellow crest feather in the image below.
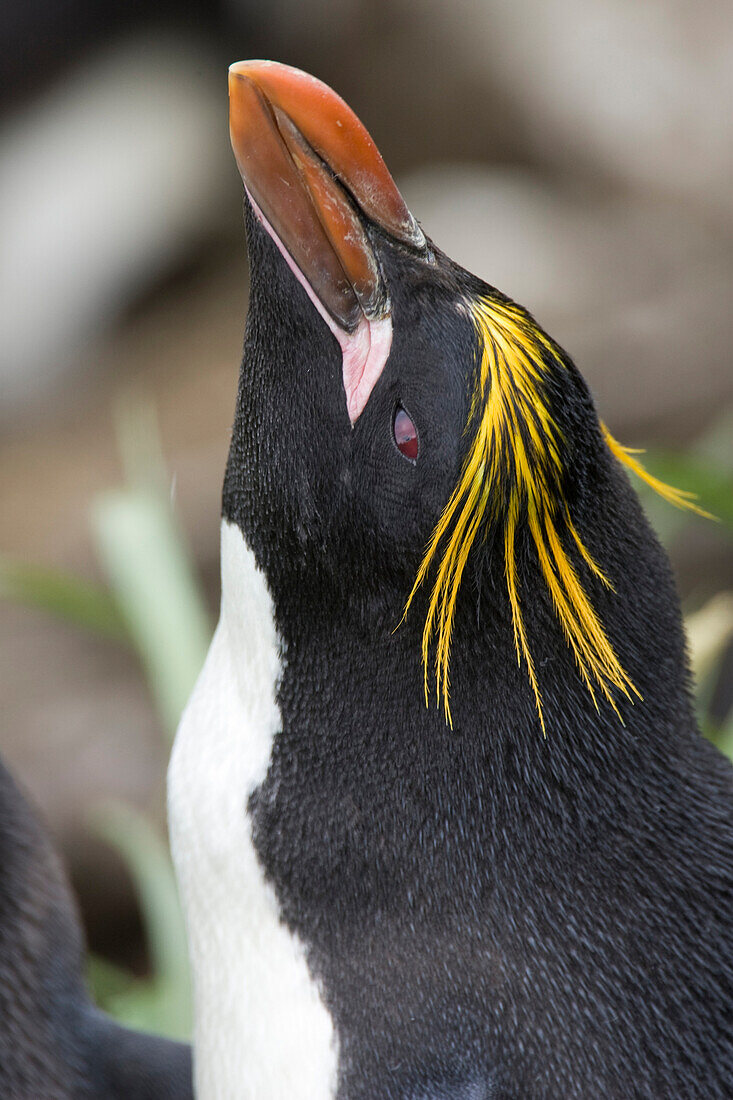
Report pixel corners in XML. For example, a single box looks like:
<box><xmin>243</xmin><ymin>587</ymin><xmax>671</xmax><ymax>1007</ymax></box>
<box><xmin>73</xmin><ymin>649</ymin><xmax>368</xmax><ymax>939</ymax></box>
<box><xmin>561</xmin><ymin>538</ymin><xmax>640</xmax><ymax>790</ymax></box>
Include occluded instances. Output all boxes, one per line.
<box><xmin>402</xmin><ymin>295</ymin><xmax>705</xmax><ymax>731</ymax></box>
<box><xmin>601</xmin><ymin>427</ymin><xmax>714</xmax><ymax>520</ymax></box>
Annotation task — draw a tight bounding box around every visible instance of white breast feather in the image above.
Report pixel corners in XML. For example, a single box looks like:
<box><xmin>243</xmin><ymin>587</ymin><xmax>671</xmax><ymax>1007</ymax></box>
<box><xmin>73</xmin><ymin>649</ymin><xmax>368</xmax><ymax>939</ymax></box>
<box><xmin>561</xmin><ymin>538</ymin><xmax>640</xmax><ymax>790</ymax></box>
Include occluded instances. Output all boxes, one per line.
<box><xmin>168</xmin><ymin>520</ymin><xmax>338</xmax><ymax>1099</ymax></box>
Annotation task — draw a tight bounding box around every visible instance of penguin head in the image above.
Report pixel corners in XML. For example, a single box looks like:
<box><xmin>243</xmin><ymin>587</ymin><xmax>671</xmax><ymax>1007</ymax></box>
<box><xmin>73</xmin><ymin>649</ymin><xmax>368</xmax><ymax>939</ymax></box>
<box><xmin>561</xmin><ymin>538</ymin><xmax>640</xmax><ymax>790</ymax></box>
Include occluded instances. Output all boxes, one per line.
<box><xmin>226</xmin><ymin>64</ymin><xmax>477</xmax><ymax>591</ymax></box>
<box><xmin>224</xmin><ymin>61</ymin><xmax>700</xmax><ymax>733</ymax></box>
<box><xmin>236</xmin><ymin>222</ymin><xmax>474</xmax><ymax>571</ymax></box>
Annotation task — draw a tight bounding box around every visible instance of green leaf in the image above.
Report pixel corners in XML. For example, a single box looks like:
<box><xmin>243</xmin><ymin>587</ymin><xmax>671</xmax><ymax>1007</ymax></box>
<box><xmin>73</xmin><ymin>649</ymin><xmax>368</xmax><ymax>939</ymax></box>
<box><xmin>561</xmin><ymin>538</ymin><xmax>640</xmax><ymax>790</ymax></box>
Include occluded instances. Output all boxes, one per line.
<box><xmin>91</xmin><ymin>802</ymin><xmax>192</xmax><ymax>1040</ymax></box>
<box><xmin>86</xmin><ymin>952</ymin><xmax>137</xmax><ymax>1006</ymax></box>
<box><xmin>91</xmin><ymin>488</ymin><xmax>212</xmax><ymax>738</ymax></box>
<box><xmin>703</xmin><ymin>715</ymin><xmax>733</xmax><ymax>763</ymax></box>
<box><xmin>0</xmin><ymin>558</ymin><xmax>127</xmax><ymax>641</ymax></box>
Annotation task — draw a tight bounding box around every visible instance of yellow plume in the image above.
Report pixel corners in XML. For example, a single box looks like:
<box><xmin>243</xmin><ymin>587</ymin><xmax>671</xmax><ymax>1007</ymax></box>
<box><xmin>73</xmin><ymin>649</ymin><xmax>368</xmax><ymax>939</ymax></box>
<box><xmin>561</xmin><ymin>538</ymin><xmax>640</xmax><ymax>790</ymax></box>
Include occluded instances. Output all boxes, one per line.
<box><xmin>403</xmin><ymin>295</ymin><xmax>688</xmax><ymax>731</ymax></box>
<box><xmin>602</xmin><ymin>427</ymin><xmax>714</xmax><ymax>520</ymax></box>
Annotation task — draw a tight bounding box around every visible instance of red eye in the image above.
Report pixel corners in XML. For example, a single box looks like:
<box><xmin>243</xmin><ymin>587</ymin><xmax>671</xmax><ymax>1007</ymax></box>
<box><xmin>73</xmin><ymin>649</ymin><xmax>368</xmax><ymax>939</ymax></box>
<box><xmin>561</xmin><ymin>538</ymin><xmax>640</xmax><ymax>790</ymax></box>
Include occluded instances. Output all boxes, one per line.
<box><xmin>393</xmin><ymin>405</ymin><xmax>418</xmax><ymax>462</ymax></box>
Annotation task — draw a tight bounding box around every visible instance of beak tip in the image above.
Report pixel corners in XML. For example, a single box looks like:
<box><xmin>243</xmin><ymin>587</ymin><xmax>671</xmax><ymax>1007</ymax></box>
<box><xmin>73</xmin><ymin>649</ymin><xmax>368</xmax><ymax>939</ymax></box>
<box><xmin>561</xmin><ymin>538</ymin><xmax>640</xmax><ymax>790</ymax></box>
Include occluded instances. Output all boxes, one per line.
<box><xmin>228</xmin><ymin>59</ymin><xmax>428</xmax><ymax>327</ymax></box>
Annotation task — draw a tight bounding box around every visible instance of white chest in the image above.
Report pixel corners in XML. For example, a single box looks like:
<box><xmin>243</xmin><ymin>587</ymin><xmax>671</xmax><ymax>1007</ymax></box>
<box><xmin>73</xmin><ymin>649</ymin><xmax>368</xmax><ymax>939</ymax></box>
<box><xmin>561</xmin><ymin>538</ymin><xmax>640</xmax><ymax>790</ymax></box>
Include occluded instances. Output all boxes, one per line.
<box><xmin>168</xmin><ymin>521</ymin><xmax>338</xmax><ymax>1099</ymax></box>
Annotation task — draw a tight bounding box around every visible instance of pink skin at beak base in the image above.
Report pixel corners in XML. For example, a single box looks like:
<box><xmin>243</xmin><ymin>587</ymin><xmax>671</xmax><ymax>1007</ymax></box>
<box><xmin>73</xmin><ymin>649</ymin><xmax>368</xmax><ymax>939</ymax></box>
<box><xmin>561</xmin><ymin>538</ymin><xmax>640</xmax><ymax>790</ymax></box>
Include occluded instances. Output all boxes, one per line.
<box><xmin>245</xmin><ymin>177</ymin><xmax>393</xmax><ymax>426</ymax></box>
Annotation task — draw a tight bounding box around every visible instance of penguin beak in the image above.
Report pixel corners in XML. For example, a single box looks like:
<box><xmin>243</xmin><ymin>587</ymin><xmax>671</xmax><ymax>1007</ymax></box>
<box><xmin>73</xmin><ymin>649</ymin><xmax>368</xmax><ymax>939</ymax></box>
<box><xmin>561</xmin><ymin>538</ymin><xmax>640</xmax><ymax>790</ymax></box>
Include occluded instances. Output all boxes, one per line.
<box><xmin>228</xmin><ymin>60</ymin><xmax>426</xmax><ymax>336</ymax></box>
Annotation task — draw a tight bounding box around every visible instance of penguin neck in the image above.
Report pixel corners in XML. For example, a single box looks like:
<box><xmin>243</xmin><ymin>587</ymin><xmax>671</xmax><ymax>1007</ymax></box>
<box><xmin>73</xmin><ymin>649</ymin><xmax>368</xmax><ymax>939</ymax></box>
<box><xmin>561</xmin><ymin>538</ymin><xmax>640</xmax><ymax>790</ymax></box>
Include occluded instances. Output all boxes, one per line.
<box><xmin>221</xmin><ymin>473</ymin><xmax>696</xmax><ymax>839</ymax></box>
<box><xmin>211</xmin><ymin>515</ymin><xmax>704</xmax><ymax>965</ymax></box>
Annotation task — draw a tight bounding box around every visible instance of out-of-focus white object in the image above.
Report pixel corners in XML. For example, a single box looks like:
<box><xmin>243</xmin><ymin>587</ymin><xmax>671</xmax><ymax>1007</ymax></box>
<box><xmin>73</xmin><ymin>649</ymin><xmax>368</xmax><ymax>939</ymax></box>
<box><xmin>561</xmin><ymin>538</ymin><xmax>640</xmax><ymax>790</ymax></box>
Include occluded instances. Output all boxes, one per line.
<box><xmin>419</xmin><ymin>0</ymin><xmax>733</xmax><ymax>222</ymax></box>
<box><xmin>686</xmin><ymin>592</ymin><xmax>733</xmax><ymax>687</ymax></box>
<box><xmin>0</xmin><ymin>35</ymin><xmax>231</xmax><ymax>410</ymax></box>
<box><xmin>403</xmin><ymin>166</ymin><xmax>733</xmax><ymax>436</ymax></box>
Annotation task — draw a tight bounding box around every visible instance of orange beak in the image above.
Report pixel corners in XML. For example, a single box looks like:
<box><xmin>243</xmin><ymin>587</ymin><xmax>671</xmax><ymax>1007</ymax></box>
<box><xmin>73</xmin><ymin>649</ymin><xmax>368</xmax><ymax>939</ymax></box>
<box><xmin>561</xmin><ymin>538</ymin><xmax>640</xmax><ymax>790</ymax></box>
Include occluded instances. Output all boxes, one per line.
<box><xmin>228</xmin><ymin>60</ymin><xmax>425</xmax><ymax>334</ymax></box>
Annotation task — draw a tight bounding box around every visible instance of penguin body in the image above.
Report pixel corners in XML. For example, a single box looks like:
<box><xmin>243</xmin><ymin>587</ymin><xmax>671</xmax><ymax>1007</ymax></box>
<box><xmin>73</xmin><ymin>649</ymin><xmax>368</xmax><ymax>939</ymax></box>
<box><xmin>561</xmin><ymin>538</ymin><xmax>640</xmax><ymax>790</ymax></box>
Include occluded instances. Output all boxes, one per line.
<box><xmin>168</xmin><ymin>62</ymin><xmax>733</xmax><ymax>1099</ymax></box>
<box><xmin>0</xmin><ymin>754</ymin><xmax>193</xmax><ymax>1098</ymax></box>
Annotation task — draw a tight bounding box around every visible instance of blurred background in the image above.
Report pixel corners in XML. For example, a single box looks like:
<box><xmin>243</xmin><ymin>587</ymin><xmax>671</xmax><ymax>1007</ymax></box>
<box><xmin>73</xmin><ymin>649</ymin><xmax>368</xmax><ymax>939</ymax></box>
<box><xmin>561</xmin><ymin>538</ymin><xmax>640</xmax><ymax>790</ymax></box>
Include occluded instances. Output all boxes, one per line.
<box><xmin>1</xmin><ymin>0</ymin><xmax>732</xmax><ymax>1038</ymax></box>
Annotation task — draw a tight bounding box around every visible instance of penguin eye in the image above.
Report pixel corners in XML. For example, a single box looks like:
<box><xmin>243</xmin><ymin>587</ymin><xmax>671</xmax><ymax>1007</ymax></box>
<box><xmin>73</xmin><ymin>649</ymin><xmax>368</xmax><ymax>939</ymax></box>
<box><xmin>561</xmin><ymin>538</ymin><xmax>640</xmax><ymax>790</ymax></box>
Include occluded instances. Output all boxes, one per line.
<box><xmin>393</xmin><ymin>405</ymin><xmax>419</xmax><ymax>462</ymax></box>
